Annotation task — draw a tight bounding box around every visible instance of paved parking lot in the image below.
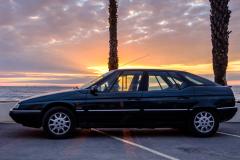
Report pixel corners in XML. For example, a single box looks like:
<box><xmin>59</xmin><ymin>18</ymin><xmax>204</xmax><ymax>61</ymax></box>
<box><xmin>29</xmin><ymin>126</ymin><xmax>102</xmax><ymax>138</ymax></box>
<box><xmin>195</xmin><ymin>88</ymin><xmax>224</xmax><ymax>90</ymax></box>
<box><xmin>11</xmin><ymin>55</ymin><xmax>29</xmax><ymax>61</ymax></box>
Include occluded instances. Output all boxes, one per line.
<box><xmin>0</xmin><ymin>123</ymin><xmax>240</xmax><ymax>160</ymax></box>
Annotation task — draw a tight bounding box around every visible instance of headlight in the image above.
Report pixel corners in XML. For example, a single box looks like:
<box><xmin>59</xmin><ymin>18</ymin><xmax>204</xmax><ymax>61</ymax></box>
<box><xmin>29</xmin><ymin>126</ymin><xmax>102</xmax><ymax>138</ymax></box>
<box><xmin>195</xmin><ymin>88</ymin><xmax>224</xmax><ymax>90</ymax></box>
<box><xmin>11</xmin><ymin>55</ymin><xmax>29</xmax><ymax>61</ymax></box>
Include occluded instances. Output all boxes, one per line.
<box><xmin>13</xmin><ymin>103</ymin><xmax>20</xmax><ymax>109</ymax></box>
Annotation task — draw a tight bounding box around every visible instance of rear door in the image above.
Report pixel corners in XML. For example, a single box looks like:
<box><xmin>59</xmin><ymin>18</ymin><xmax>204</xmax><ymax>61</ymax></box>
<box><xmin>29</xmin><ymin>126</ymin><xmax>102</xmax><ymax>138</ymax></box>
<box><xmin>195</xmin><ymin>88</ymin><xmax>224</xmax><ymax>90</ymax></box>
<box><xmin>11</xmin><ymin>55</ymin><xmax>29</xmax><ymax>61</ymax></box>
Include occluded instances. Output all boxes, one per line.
<box><xmin>141</xmin><ymin>71</ymin><xmax>194</xmax><ymax>126</ymax></box>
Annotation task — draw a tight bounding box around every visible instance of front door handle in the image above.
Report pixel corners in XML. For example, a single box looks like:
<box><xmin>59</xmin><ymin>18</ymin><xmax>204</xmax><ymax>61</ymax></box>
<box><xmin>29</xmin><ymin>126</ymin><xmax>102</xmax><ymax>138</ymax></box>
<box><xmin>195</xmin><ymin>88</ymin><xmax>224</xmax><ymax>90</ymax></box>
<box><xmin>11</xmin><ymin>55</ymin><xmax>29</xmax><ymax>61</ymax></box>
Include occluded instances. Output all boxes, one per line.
<box><xmin>127</xmin><ymin>98</ymin><xmax>140</xmax><ymax>101</ymax></box>
<box><xmin>178</xmin><ymin>96</ymin><xmax>189</xmax><ymax>100</ymax></box>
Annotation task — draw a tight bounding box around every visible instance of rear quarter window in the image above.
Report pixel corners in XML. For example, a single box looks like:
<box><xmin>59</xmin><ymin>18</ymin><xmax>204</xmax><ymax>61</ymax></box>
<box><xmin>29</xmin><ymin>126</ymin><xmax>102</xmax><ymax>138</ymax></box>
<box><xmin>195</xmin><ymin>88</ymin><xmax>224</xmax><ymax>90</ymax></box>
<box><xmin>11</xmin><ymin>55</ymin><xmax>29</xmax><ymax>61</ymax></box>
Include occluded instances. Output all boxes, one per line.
<box><xmin>179</xmin><ymin>72</ymin><xmax>216</xmax><ymax>86</ymax></box>
<box><xmin>168</xmin><ymin>72</ymin><xmax>188</xmax><ymax>89</ymax></box>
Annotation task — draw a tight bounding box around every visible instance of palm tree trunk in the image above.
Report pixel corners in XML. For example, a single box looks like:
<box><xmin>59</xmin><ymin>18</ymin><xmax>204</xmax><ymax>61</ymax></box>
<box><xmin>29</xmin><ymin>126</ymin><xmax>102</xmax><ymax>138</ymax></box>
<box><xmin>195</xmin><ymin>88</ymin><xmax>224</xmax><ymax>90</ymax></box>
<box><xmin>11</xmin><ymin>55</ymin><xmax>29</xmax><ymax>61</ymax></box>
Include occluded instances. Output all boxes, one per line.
<box><xmin>108</xmin><ymin>0</ymin><xmax>119</xmax><ymax>71</ymax></box>
<box><xmin>209</xmin><ymin>0</ymin><xmax>231</xmax><ymax>85</ymax></box>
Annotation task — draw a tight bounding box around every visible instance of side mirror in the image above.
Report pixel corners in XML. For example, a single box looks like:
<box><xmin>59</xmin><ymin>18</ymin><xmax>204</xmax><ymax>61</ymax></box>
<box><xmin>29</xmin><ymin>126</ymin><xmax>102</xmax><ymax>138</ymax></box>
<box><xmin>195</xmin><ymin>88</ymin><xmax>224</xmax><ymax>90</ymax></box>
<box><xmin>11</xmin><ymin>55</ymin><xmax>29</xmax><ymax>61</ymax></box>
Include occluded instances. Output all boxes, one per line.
<box><xmin>90</xmin><ymin>85</ymin><xmax>98</xmax><ymax>95</ymax></box>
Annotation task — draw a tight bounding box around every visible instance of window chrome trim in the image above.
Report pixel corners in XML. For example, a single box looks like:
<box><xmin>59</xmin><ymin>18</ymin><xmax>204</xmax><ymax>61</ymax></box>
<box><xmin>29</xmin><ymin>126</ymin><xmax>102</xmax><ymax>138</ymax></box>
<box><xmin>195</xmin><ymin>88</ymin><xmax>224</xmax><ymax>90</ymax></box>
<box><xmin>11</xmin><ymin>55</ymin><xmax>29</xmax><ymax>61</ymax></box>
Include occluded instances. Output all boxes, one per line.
<box><xmin>76</xmin><ymin>108</ymin><xmax>189</xmax><ymax>112</ymax></box>
<box><xmin>217</xmin><ymin>106</ymin><xmax>238</xmax><ymax>110</ymax></box>
<box><xmin>76</xmin><ymin>109</ymin><xmax>139</xmax><ymax>112</ymax></box>
<box><xmin>76</xmin><ymin>109</ymin><xmax>85</xmax><ymax>112</ymax></box>
<box><xmin>88</xmin><ymin>109</ymin><xmax>140</xmax><ymax>112</ymax></box>
<box><xmin>144</xmin><ymin>109</ymin><xmax>188</xmax><ymax>111</ymax></box>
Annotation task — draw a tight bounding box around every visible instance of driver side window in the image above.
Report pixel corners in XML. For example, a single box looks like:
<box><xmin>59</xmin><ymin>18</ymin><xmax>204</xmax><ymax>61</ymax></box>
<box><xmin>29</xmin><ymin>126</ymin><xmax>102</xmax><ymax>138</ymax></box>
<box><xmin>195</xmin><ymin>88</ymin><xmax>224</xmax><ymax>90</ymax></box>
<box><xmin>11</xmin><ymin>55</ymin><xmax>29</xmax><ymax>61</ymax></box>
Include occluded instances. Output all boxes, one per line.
<box><xmin>111</xmin><ymin>71</ymin><xmax>143</xmax><ymax>92</ymax></box>
<box><xmin>96</xmin><ymin>73</ymin><xmax>117</xmax><ymax>92</ymax></box>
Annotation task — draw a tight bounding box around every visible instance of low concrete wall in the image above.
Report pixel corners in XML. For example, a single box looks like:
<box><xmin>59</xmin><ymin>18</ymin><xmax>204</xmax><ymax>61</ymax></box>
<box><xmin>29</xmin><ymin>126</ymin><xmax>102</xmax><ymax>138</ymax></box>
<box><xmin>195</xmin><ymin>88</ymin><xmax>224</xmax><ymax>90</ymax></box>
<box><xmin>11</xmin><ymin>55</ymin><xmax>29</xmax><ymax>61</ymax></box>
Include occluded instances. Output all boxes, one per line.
<box><xmin>228</xmin><ymin>103</ymin><xmax>240</xmax><ymax>122</ymax></box>
<box><xmin>0</xmin><ymin>101</ymin><xmax>18</xmax><ymax>122</ymax></box>
<box><xmin>0</xmin><ymin>101</ymin><xmax>240</xmax><ymax>122</ymax></box>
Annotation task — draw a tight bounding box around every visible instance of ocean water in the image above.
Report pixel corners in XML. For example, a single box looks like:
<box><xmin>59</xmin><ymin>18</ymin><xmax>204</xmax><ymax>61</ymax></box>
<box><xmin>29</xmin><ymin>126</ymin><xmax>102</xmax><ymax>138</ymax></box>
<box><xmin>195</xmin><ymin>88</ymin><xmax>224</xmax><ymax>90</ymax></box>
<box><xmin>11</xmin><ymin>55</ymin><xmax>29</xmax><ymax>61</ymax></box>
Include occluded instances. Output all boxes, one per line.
<box><xmin>0</xmin><ymin>86</ymin><xmax>239</xmax><ymax>101</ymax></box>
<box><xmin>0</xmin><ymin>86</ymin><xmax>71</xmax><ymax>101</ymax></box>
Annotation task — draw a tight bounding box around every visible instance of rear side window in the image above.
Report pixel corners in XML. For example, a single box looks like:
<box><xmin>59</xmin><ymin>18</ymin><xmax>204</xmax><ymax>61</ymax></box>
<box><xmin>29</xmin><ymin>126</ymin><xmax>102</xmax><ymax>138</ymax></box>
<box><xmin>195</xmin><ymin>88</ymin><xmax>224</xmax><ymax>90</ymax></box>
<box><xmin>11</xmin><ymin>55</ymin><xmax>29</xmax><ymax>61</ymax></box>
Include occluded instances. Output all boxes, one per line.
<box><xmin>147</xmin><ymin>72</ymin><xmax>172</xmax><ymax>91</ymax></box>
<box><xmin>168</xmin><ymin>72</ymin><xmax>187</xmax><ymax>89</ymax></box>
<box><xmin>179</xmin><ymin>72</ymin><xmax>216</xmax><ymax>86</ymax></box>
<box><xmin>148</xmin><ymin>75</ymin><xmax>162</xmax><ymax>91</ymax></box>
<box><xmin>156</xmin><ymin>76</ymin><xmax>169</xmax><ymax>89</ymax></box>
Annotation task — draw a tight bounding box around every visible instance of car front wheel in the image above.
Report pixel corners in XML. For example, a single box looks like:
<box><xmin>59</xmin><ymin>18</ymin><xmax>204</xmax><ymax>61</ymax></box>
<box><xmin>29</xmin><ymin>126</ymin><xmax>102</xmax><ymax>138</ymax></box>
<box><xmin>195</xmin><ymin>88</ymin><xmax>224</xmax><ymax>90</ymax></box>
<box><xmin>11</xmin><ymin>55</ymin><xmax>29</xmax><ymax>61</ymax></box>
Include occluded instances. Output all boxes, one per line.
<box><xmin>43</xmin><ymin>107</ymin><xmax>76</xmax><ymax>139</ymax></box>
<box><xmin>189</xmin><ymin>110</ymin><xmax>219</xmax><ymax>137</ymax></box>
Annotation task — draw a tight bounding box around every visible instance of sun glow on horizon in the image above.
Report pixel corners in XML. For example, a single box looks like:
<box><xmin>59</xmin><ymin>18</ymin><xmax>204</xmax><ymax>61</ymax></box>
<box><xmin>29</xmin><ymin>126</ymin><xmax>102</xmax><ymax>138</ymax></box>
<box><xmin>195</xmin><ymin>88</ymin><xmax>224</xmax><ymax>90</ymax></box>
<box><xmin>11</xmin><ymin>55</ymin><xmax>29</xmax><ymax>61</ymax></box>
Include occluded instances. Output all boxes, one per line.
<box><xmin>88</xmin><ymin>60</ymin><xmax>240</xmax><ymax>75</ymax></box>
<box><xmin>0</xmin><ymin>71</ymin><xmax>97</xmax><ymax>87</ymax></box>
<box><xmin>0</xmin><ymin>60</ymin><xmax>240</xmax><ymax>86</ymax></box>
<box><xmin>87</xmin><ymin>60</ymin><xmax>240</xmax><ymax>86</ymax></box>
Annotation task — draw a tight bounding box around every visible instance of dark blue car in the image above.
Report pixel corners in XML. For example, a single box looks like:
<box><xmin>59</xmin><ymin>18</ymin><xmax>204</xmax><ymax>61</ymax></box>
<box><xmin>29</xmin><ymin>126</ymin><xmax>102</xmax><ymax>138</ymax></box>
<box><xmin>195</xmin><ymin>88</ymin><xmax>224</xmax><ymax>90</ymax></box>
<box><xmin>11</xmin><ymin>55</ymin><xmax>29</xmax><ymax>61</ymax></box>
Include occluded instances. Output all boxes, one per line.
<box><xmin>10</xmin><ymin>69</ymin><xmax>237</xmax><ymax>138</ymax></box>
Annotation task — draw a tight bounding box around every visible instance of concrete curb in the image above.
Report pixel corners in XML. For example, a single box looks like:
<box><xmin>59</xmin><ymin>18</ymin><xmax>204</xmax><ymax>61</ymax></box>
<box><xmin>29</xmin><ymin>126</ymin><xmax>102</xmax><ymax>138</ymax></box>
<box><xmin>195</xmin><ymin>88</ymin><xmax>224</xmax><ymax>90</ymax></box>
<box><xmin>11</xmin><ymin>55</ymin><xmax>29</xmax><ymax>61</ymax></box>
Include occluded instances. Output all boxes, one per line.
<box><xmin>228</xmin><ymin>103</ymin><xmax>240</xmax><ymax>122</ymax></box>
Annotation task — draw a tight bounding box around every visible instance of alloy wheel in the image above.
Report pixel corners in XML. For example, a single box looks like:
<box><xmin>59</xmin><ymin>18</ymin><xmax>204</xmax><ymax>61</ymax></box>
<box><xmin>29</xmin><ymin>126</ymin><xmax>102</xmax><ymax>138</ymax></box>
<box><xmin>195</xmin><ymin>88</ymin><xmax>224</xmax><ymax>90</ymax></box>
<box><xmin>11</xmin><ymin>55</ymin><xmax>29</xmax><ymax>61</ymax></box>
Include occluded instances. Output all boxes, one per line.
<box><xmin>193</xmin><ymin>111</ymin><xmax>215</xmax><ymax>133</ymax></box>
<box><xmin>48</xmin><ymin>112</ymin><xmax>71</xmax><ymax>135</ymax></box>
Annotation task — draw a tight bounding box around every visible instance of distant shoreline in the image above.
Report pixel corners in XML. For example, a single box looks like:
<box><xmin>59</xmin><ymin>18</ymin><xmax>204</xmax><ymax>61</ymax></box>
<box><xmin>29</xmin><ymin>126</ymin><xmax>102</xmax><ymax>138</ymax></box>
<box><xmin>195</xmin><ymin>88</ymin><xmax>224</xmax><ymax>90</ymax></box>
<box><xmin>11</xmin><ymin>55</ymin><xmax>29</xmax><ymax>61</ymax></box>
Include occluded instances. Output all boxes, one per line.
<box><xmin>0</xmin><ymin>100</ymin><xmax>19</xmax><ymax>103</ymax></box>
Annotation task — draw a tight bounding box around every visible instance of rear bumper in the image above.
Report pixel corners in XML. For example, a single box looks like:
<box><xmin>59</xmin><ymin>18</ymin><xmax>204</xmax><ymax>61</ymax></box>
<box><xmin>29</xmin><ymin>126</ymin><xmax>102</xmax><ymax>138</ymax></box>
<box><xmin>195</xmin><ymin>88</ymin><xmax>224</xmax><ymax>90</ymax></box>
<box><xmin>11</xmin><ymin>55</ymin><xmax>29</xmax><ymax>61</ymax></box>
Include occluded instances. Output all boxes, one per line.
<box><xmin>218</xmin><ymin>107</ymin><xmax>238</xmax><ymax>122</ymax></box>
<box><xmin>9</xmin><ymin>109</ymin><xmax>42</xmax><ymax>128</ymax></box>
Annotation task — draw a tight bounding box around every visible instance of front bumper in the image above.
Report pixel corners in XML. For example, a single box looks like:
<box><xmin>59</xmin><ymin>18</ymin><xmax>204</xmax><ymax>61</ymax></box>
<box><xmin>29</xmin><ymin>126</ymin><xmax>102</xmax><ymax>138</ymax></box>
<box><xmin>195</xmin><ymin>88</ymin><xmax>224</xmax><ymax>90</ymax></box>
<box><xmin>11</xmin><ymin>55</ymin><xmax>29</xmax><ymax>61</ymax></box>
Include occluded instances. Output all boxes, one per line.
<box><xmin>9</xmin><ymin>109</ymin><xmax>42</xmax><ymax>128</ymax></box>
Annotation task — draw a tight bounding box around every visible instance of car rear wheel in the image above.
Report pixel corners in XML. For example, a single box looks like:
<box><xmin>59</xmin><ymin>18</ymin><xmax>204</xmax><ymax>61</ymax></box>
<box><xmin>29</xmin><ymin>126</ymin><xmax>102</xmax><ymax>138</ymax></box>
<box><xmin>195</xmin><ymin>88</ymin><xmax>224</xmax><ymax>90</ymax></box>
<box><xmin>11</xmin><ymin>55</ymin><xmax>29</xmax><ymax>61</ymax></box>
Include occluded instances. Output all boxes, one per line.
<box><xmin>189</xmin><ymin>110</ymin><xmax>219</xmax><ymax>137</ymax></box>
<box><xmin>43</xmin><ymin>107</ymin><xmax>76</xmax><ymax>139</ymax></box>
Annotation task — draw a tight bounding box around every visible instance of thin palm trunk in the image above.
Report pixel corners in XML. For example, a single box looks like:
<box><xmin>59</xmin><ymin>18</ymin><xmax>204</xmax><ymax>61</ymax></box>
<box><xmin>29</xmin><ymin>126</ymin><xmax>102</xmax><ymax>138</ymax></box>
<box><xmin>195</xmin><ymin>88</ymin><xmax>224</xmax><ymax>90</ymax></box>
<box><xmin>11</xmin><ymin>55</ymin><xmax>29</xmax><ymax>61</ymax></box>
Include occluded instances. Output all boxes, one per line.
<box><xmin>108</xmin><ymin>0</ymin><xmax>119</xmax><ymax>71</ymax></box>
<box><xmin>209</xmin><ymin>0</ymin><xmax>231</xmax><ymax>85</ymax></box>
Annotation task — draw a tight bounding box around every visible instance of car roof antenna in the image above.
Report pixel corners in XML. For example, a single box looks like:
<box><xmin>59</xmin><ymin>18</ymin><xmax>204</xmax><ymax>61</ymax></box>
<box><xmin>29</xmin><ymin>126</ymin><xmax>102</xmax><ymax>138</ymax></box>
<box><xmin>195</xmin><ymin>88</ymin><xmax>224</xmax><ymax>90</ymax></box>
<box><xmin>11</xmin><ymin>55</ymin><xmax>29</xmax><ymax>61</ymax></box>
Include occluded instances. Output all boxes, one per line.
<box><xmin>119</xmin><ymin>54</ymin><xmax>150</xmax><ymax>68</ymax></box>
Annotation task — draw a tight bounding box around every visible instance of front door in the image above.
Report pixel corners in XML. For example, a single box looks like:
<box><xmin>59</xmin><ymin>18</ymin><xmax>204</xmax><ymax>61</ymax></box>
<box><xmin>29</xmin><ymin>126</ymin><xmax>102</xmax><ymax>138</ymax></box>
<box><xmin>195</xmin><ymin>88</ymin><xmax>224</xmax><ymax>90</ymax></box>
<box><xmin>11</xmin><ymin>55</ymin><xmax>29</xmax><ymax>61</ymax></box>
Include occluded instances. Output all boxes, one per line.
<box><xmin>84</xmin><ymin>70</ymin><xmax>144</xmax><ymax>127</ymax></box>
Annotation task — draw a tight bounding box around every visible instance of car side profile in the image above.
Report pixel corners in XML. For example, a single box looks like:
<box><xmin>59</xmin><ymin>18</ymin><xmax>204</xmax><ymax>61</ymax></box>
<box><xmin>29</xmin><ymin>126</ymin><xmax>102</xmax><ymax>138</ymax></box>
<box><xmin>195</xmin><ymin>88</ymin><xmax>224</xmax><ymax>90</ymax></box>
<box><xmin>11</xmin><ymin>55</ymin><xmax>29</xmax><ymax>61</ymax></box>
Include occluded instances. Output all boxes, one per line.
<box><xmin>9</xmin><ymin>69</ymin><xmax>237</xmax><ymax>138</ymax></box>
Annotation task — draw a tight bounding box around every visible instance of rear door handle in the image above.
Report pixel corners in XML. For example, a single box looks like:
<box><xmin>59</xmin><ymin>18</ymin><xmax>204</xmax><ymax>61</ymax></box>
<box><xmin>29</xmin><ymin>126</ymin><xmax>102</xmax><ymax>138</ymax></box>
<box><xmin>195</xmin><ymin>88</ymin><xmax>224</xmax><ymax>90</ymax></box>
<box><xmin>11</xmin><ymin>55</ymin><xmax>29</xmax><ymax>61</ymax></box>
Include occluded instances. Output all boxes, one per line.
<box><xmin>178</xmin><ymin>96</ymin><xmax>189</xmax><ymax>100</ymax></box>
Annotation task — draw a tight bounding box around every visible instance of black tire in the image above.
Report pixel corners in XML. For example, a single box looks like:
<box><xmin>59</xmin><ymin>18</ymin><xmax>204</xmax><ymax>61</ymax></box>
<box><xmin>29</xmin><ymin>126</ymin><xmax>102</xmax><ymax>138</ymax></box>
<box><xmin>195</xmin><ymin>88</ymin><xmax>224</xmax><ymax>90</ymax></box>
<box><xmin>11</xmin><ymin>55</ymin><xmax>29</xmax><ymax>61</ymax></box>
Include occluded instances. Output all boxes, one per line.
<box><xmin>188</xmin><ymin>110</ymin><xmax>219</xmax><ymax>137</ymax></box>
<box><xmin>43</xmin><ymin>107</ymin><xmax>76</xmax><ymax>139</ymax></box>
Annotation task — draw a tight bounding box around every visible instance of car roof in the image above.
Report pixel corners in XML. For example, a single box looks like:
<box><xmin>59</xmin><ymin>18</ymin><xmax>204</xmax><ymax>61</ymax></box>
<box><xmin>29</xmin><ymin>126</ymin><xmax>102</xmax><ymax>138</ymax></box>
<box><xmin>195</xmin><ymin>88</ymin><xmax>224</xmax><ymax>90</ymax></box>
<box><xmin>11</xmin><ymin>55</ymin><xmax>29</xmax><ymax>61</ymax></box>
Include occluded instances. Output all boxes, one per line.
<box><xmin>114</xmin><ymin>68</ymin><xmax>186</xmax><ymax>73</ymax></box>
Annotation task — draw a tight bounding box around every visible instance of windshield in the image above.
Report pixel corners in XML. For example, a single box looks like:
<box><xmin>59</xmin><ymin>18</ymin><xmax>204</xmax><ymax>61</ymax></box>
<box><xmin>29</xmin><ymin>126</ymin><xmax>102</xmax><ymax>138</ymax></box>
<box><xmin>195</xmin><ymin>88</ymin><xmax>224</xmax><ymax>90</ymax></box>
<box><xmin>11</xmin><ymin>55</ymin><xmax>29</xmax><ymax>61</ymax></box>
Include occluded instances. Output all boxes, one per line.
<box><xmin>80</xmin><ymin>70</ymin><xmax>115</xmax><ymax>89</ymax></box>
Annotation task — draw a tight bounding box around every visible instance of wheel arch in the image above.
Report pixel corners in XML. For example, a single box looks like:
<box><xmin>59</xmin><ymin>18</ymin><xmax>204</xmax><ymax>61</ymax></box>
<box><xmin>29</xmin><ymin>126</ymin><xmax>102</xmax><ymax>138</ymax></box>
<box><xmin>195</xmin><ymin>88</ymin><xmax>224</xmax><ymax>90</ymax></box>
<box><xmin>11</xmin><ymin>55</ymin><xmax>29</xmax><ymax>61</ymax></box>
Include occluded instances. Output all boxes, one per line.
<box><xmin>41</xmin><ymin>102</ymin><xmax>77</xmax><ymax>138</ymax></box>
<box><xmin>41</xmin><ymin>102</ymin><xmax>77</xmax><ymax>121</ymax></box>
<box><xmin>190</xmin><ymin>106</ymin><xmax>219</xmax><ymax>117</ymax></box>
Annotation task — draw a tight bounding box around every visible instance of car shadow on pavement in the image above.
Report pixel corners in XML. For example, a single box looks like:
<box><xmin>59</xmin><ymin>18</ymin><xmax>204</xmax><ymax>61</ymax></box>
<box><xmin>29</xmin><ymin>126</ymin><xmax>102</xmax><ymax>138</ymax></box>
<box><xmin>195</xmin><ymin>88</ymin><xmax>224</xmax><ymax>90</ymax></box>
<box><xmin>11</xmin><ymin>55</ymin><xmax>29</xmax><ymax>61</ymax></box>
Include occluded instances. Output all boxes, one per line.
<box><xmin>94</xmin><ymin>128</ymin><xmax>186</xmax><ymax>137</ymax></box>
<box><xmin>3</xmin><ymin>128</ymin><xmax>227</xmax><ymax>140</ymax></box>
<box><xmin>4</xmin><ymin>123</ymin><xmax>230</xmax><ymax>139</ymax></box>
<box><xmin>3</xmin><ymin>125</ymin><xmax>189</xmax><ymax>139</ymax></box>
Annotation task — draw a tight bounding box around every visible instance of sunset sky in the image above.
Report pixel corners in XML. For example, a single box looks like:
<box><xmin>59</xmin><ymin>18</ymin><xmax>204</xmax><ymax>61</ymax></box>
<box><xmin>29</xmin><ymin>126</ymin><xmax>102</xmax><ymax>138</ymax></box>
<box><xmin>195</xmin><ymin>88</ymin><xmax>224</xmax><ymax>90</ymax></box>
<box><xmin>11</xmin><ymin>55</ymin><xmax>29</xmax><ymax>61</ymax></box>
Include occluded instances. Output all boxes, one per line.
<box><xmin>0</xmin><ymin>0</ymin><xmax>239</xmax><ymax>86</ymax></box>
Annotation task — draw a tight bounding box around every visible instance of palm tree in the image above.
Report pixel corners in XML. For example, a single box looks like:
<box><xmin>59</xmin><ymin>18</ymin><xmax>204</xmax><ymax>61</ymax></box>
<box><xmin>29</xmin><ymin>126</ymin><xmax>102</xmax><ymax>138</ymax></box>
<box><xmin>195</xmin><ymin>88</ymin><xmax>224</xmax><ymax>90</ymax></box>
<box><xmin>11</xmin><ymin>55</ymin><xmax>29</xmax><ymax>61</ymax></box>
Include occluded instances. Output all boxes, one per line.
<box><xmin>108</xmin><ymin>0</ymin><xmax>119</xmax><ymax>71</ymax></box>
<box><xmin>209</xmin><ymin>0</ymin><xmax>231</xmax><ymax>85</ymax></box>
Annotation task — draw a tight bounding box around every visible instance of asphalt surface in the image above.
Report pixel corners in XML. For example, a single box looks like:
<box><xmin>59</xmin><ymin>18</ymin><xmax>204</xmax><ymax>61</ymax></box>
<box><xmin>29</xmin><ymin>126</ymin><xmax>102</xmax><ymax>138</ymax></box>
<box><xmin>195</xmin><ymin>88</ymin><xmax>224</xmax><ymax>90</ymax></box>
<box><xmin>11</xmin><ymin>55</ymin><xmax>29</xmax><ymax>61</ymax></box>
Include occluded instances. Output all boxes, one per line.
<box><xmin>0</xmin><ymin>123</ymin><xmax>240</xmax><ymax>160</ymax></box>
